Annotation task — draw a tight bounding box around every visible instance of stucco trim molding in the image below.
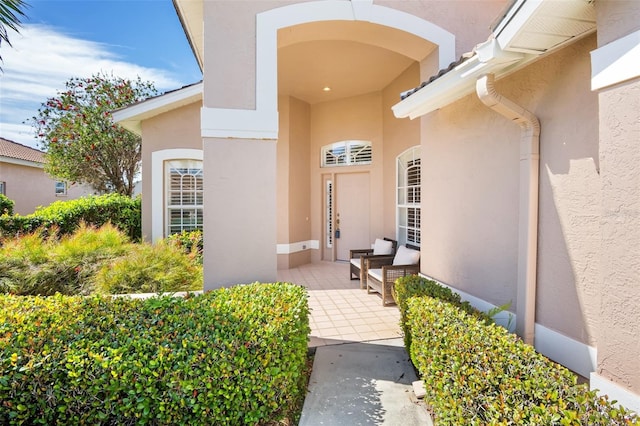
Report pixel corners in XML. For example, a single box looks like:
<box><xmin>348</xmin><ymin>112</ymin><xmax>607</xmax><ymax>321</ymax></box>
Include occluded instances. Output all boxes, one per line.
<box><xmin>0</xmin><ymin>156</ymin><xmax>44</xmax><ymax>169</ymax></box>
<box><xmin>591</xmin><ymin>29</ymin><xmax>640</xmax><ymax>91</ymax></box>
<box><xmin>276</xmin><ymin>240</ymin><xmax>320</xmax><ymax>254</ymax></box>
<box><xmin>200</xmin><ymin>0</ymin><xmax>455</xmax><ymax>141</ymax></box>
<box><xmin>590</xmin><ymin>373</ymin><xmax>640</xmax><ymax>414</ymax></box>
<box><xmin>151</xmin><ymin>148</ymin><xmax>203</xmax><ymax>242</ymax></box>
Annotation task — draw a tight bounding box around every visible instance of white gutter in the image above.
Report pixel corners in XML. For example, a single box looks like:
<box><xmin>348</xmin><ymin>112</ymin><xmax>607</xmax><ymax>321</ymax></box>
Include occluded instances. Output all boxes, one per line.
<box><xmin>476</xmin><ymin>73</ymin><xmax>540</xmax><ymax>345</ymax></box>
<box><xmin>392</xmin><ymin>39</ymin><xmax>526</xmax><ymax>120</ymax></box>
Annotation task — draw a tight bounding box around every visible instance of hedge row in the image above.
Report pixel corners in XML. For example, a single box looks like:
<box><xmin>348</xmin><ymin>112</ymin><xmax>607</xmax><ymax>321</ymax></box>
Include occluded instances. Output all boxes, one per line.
<box><xmin>0</xmin><ymin>283</ymin><xmax>310</xmax><ymax>425</ymax></box>
<box><xmin>0</xmin><ymin>193</ymin><xmax>141</xmax><ymax>240</ymax></box>
<box><xmin>394</xmin><ymin>275</ymin><xmax>639</xmax><ymax>425</ymax></box>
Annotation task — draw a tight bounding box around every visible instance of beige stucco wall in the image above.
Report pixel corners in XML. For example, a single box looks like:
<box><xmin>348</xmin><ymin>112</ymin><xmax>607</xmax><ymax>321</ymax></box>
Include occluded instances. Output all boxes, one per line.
<box><xmin>375</xmin><ymin>0</ymin><xmax>507</xmax><ymax>58</ymax></box>
<box><xmin>420</xmin><ymin>34</ymin><xmax>602</xmax><ymax>347</ymax></box>
<box><xmin>0</xmin><ymin>162</ymin><xmax>93</xmax><ymax>215</ymax></box>
<box><xmin>203</xmin><ymin>137</ymin><xmax>277</xmax><ymax>287</ymax></box>
<box><xmin>382</xmin><ymin>63</ymin><xmax>421</xmax><ymax>238</ymax></box>
<box><xmin>140</xmin><ymin>102</ymin><xmax>202</xmax><ymax>241</ymax></box>
<box><xmin>594</xmin><ymin>0</ymin><xmax>640</xmax><ymax>396</ymax></box>
<box><xmin>277</xmin><ymin>95</ymin><xmax>312</xmax><ymax>269</ymax></box>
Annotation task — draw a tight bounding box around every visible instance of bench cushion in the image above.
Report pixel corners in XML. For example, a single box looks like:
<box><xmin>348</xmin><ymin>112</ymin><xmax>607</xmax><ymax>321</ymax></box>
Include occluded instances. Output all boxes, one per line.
<box><xmin>393</xmin><ymin>245</ymin><xmax>420</xmax><ymax>266</ymax></box>
<box><xmin>350</xmin><ymin>258</ymin><xmax>361</xmax><ymax>268</ymax></box>
<box><xmin>373</xmin><ymin>238</ymin><xmax>394</xmax><ymax>255</ymax></box>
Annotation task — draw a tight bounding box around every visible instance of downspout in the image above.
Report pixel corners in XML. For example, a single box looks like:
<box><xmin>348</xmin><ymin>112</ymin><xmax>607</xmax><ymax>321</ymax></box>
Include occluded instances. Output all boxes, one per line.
<box><xmin>476</xmin><ymin>73</ymin><xmax>540</xmax><ymax>345</ymax></box>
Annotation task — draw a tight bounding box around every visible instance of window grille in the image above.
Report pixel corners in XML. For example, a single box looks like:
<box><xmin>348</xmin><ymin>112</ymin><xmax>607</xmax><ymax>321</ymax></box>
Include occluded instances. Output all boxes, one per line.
<box><xmin>397</xmin><ymin>147</ymin><xmax>421</xmax><ymax>246</ymax></box>
<box><xmin>166</xmin><ymin>160</ymin><xmax>203</xmax><ymax>235</ymax></box>
<box><xmin>322</xmin><ymin>140</ymin><xmax>372</xmax><ymax>167</ymax></box>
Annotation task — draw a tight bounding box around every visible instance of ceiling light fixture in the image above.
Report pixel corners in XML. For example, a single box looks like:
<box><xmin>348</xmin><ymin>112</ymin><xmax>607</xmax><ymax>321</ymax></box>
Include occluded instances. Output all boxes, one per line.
<box><xmin>322</xmin><ymin>86</ymin><xmax>331</xmax><ymax>92</ymax></box>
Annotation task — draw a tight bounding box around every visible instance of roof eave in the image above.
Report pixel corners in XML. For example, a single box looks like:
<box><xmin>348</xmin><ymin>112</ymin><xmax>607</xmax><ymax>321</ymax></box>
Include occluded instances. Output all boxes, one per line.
<box><xmin>112</xmin><ymin>82</ymin><xmax>203</xmax><ymax>136</ymax></box>
<box><xmin>393</xmin><ymin>0</ymin><xmax>596</xmax><ymax>120</ymax></box>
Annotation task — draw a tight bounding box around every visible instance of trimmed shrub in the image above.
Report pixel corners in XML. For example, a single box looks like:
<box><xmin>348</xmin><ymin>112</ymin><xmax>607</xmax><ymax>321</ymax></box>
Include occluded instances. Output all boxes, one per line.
<box><xmin>0</xmin><ymin>283</ymin><xmax>310</xmax><ymax>425</ymax></box>
<box><xmin>93</xmin><ymin>239</ymin><xmax>203</xmax><ymax>294</ymax></box>
<box><xmin>167</xmin><ymin>229</ymin><xmax>203</xmax><ymax>264</ymax></box>
<box><xmin>0</xmin><ymin>193</ymin><xmax>141</xmax><ymax>240</ymax></box>
<box><xmin>0</xmin><ymin>194</ymin><xmax>13</xmax><ymax>216</ymax></box>
<box><xmin>396</xmin><ymin>276</ymin><xmax>639</xmax><ymax>425</ymax></box>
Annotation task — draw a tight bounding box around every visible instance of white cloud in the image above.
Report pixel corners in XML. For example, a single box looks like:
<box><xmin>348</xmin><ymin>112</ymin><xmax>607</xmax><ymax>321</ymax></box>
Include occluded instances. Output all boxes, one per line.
<box><xmin>0</xmin><ymin>24</ymin><xmax>185</xmax><ymax>148</ymax></box>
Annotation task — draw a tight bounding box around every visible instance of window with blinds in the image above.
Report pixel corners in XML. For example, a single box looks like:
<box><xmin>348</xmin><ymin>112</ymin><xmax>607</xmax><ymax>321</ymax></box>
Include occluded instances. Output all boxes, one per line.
<box><xmin>166</xmin><ymin>160</ymin><xmax>203</xmax><ymax>236</ymax></box>
<box><xmin>397</xmin><ymin>147</ymin><xmax>421</xmax><ymax>246</ymax></box>
<box><xmin>322</xmin><ymin>140</ymin><xmax>372</xmax><ymax>167</ymax></box>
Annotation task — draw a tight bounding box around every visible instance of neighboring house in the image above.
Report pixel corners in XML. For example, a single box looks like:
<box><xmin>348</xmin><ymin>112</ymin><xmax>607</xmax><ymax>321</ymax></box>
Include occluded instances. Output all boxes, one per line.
<box><xmin>112</xmin><ymin>0</ymin><xmax>640</xmax><ymax>411</ymax></box>
<box><xmin>0</xmin><ymin>138</ymin><xmax>94</xmax><ymax>215</ymax></box>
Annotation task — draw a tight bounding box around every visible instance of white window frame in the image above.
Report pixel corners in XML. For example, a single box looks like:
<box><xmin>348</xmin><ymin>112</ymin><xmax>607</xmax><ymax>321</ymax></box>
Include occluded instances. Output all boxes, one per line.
<box><xmin>321</xmin><ymin>140</ymin><xmax>372</xmax><ymax>167</ymax></box>
<box><xmin>151</xmin><ymin>149</ymin><xmax>203</xmax><ymax>242</ymax></box>
<box><xmin>0</xmin><ymin>181</ymin><xmax>5</xmax><ymax>195</ymax></box>
<box><xmin>397</xmin><ymin>146</ymin><xmax>421</xmax><ymax>247</ymax></box>
<box><xmin>55</xmin><ymin>181</ymin><xmax>67</xmax><ymax>196</ymax></box>
<box><xmin>165</xmin><ymin>159</ymin><xmax>203</xmax><ymax>236</ymax></box>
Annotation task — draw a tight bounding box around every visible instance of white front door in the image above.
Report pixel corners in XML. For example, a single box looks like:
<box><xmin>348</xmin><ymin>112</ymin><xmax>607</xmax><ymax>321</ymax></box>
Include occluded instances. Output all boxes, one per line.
<box><xmin>335</xmin><ymin>172</ymin><xmax>370</xmax><ymax>261</ymax></box>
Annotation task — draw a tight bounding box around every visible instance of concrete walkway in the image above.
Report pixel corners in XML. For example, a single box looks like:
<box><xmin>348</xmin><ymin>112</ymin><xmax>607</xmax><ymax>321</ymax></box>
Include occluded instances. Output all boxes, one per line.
<box><xmin>278</xmin><ymin>262</ymin><xmax>433</xmax><ymax>425</ymax></box>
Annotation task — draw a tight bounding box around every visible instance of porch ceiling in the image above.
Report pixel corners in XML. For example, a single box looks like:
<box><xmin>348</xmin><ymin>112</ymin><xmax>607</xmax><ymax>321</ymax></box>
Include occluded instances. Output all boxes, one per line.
<box><xmin>278</xmin><ymin>21</ymin><xmax>435</xmax><ymax>105</ymax></box>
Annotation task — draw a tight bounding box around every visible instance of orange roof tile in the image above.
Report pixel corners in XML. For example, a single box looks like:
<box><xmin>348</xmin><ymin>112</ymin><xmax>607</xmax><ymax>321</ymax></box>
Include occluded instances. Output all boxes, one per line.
<box><xmin>0</xmin><ymin>137</ymin><xmax>45</xmax><ymax>164</ymax></box>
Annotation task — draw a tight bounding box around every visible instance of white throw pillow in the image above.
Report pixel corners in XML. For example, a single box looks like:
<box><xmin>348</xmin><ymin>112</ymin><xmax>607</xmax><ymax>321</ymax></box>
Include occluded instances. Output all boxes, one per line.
<box><xmin>373</xmin><ymin>238</ymin><xmax>394</xmax><ymax>255</ymax></box>
<box><xmin>393</xmin><ymin>245</ymin><xmax>420</xmax><ymax>265</ymax></box>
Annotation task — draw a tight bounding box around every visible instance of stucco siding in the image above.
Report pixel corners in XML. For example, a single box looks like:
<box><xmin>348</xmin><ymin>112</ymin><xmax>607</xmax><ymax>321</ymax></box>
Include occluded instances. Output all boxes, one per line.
<box><xmin>140</xmin><ymin>102</ymin><xmax>202</xmax><ymax>241</ymax></box>
<box><xmin>0</xmin><ymin>162</ymin><xmax>93</xmax><ymax>215</ymax></box>
<box><xmin>382</xmin><ymin>63</ymin><xmax>421</xmax><ymax>239</ymax></box>
<box><xmin>593</xmin><ymin>0</ymin><xmax>640</xmax><ymax>394</ymax></box>
<box><xmin>421</xmin><ymin>93</ymin><xmax>520</xmax><ymax>308</ymax></box>
<box><xmin>277</xmin><ymin>95</ymin><xmax>312</xmax><ymax>269</ymax></box>
<box><xmin>375</xmin><ymin>0</ymin><xmax>507</xmax><ymax>58</ymax></box>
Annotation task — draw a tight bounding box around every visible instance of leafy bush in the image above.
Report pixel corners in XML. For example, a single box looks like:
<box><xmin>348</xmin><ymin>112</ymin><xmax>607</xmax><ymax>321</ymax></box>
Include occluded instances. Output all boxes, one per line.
<box><xmin>0</xmin><ymin>194</ymin><xmax>13</xmax><ymax>216</ymax></box>
<box><xmin>394</xmin><ymin>275</ymin><xmax>485</xmax><ymax>349</ymax></box>
<box><xmin>0</xmin><ymin>193</ymin><xmax>141</xmax><ymax>240</ymax></box>
<box><xmin>396</xmin><ymin>276</ymin><xmax>639</xmax><ymax>425</ymax></box>
<box><xmin>167</xmin><ymin>229</ymin><xmax>203</xmax><ymax>264</ymax></box>
<box><xmin>0</xmin><ymin>283</ymin><xmax>310</xmax><ymax>425</ymax></box>
<box><xmin>93</xmin><ymin>239</ymin><xmax>203</xmax><ymax>294</ymax></box>
<box><xmin>0</xmin><ymin>223</ymin><xmax>201</xmax><ymax>296</ymax></box>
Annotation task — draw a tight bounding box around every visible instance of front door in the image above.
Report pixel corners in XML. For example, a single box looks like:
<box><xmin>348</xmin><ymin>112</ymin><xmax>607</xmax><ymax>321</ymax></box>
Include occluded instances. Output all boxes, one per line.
<box><xmin>335</xmin><ymin>172</ymin><xmax>370</xmax><ymax>261</ymax></box>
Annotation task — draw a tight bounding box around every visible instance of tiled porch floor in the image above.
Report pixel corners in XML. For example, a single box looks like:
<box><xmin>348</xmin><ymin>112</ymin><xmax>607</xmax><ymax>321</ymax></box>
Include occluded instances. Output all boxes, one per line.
<box><xmin>277</xmin><ymin>261</ymin><xmax>403</xmax><ymax>347</ymax></box>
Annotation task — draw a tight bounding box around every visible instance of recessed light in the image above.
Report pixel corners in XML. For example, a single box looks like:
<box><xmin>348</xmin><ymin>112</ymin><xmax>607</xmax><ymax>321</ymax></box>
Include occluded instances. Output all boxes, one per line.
<box><xmin>322</xmin><ymin>86</ymin><xmax>331</xmax><ymax>92</ymax></box>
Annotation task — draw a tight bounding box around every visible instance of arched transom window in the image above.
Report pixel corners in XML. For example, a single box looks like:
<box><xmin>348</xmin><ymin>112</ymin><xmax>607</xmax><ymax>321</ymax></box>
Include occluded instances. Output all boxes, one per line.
<box><xmin>321</xmin><ymin>140</ymin><xmax>372</xmax><ymax>167</ymax></box>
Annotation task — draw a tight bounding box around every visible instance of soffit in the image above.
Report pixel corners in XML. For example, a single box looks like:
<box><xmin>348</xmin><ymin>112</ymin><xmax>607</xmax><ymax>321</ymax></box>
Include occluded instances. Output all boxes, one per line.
<box><xmin>278</xmin><ymin>21</ymin><xmax>435</xmax><ymax>104</ymax></box>
<box><xmin>173</xmin><ymin>0</ymin><xmax>204</xmax><ymax>70</ymax></box>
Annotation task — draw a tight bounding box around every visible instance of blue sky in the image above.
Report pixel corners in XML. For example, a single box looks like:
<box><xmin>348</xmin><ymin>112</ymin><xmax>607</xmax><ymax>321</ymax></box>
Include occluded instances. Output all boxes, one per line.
<box><xmin>0</xmin><ymin>0</ymin><xmax>202</xmax><ymax>149</ymax></box>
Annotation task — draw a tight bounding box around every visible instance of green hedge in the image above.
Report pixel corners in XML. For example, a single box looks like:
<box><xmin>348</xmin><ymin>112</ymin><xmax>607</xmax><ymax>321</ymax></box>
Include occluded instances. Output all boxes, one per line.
<box><xmin>0</xmin><ymin>193</ymin><xmax>141</xmax><ymax>240</ymax></box>
<box><xmin>395</xmin><ymin>276</ymin><xmax>639</xmax><ymax>425</ymax></box>
<box><xmin>0</xmin><ymin>194</ymin><xmax>14</xmax><ymax>216</ymax></box>
<box><xmin>167</xmin><ymin>230</ymin><xmax>203</xmax><ymax>264</ymax></box>
<box><xmin>0</xmin><ymin>283</ymin><xmax>310</xmax><ymax>425</ymax></box>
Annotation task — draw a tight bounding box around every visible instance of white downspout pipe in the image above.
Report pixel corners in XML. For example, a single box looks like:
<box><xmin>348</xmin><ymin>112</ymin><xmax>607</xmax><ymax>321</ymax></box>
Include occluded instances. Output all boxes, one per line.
<box><xmin>476</xmin><ymin>73</ymin><xmax>540</xmax><ymax>345</ymax></box>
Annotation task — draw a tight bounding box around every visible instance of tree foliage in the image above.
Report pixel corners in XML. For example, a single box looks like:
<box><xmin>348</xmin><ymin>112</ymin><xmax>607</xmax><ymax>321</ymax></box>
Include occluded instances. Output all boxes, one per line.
<box><xmin>31</xmin><ymin>73</ymin><xmax>157</xmax><ymax>195</ymax></box>
<box><xmin>0</xmin><ymin>0</ymin><xmax>28</xmax><ymax>69</ymax></box>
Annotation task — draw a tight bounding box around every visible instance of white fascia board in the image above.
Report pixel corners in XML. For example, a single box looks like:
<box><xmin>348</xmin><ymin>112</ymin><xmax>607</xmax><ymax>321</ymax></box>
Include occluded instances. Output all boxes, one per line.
<box><xmin>392</xmin><ymin>40</ymin><xmax>524</xmax><ymax>119</ymax></box>
<box><xmin>201</xmin><ymin>107</ymin><xmax>278</xmax><ymax>140</ymax></box>
<box><xmin>0</xmin><ymin>156</ymin><xmax>44</xmax><ymax>168</ymax></box>
<box><xmin>112</xmin><ymin>82</ymin><xmax>203</xmax><ymax>135</ymax></box>
<box><xmin>591</xmin><ymin>29</ymin><xmax>640</xmax><ymax>91</ymax></box>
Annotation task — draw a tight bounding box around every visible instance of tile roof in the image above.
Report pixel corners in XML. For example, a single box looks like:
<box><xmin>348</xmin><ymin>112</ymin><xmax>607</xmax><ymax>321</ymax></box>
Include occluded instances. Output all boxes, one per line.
<box><xmin>400</xmin><ymin>52</ymin><xmax>474</xmax><ymax>100</ymax></box>
<box><xmin>0</xmin><ymin>137</ymin><xmax>45</xmax><ymax>164</ymax></box>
